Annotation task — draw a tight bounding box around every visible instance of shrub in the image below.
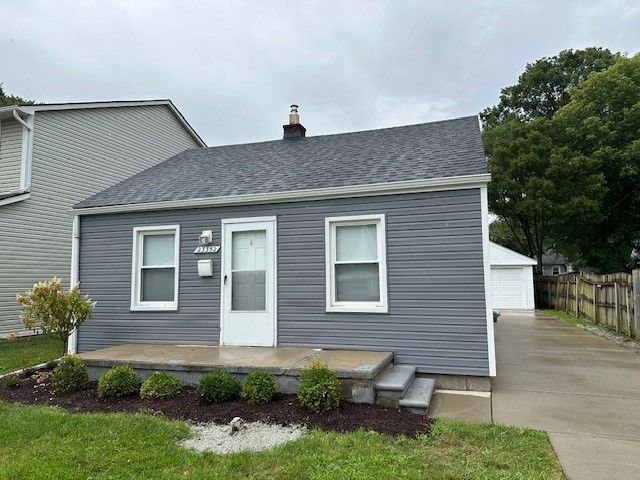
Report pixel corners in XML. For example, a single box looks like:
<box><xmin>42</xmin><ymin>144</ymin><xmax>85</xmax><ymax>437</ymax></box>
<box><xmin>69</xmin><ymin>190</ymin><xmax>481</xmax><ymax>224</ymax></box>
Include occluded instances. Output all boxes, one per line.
<box><xmin>140</xmin><ymin>372</ymin><xmax>181</xmax><ymax>399</ymax></box>
<box><xmin>297</xmin><ymin>361</ymin><xmax>341</xmax><ymax>412</ymax></box>
<box><xmin>21</xmin><ymin>367</ymin><xmax>36</xmax><ymax>378</ymax></box>
<box><xmin>3</xmin><ymin>376</ymin><xmax>19</xmax><ymax>389</ymax></box>
<box><xmin>51</xmin><ymin>356</ymin><xmax>89</xmax><ymax>394</ymax></box>
<box><xmin>242</xmin><ymin>371</ymin><xmax>277</xmax><ymax>404</ymax></box>
<box><xmin>98</xmin><ymin>366</ymin><xmax>139</xmax><ymax>398</ymax></box>
<box><xmin>197</xmin><ymin>370</ymin><xmax>240</xmax><ymax>404</ymax></box>
<box><xmin>16</xmin><ymin>277</ymin><xmax>95</xmax><ymax>355</ymax></box>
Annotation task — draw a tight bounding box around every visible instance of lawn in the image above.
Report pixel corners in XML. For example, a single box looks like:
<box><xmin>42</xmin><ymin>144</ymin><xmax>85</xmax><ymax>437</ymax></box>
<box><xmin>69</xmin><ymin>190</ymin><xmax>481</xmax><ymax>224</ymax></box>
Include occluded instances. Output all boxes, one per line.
<box><xmin>0</xmin><ymin>335</ymin><xmax>63</xmax><ymax>375</ymax></box>
<box><xmin>539</xmin><ymin>309</ymin><xmax>590</xmax><ymax>327</ymax></box>
<box><xmin>0</xmin><ymin>401</ymin><xmax>564</xmax><ymax>479</ymax></box>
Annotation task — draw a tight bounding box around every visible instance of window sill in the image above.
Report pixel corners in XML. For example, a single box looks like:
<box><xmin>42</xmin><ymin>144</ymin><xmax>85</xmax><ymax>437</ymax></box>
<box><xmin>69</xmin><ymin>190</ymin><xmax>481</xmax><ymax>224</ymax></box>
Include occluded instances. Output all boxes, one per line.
<box><xmin>326</xmin><ymin>304</ymin><xmax>388</xmax><ymax>314</ymax></box>
<box><xmin>130</xmin><ymin>303</ymin><xmax>178</xmax><ymax>312</ymax></box>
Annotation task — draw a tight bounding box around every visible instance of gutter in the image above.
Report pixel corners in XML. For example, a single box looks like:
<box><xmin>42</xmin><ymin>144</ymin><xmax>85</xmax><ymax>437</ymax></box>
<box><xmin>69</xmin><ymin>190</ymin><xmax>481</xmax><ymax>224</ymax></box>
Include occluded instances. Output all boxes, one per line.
<box><xmin>71</xmin><ymin>173</ymin><xmax>492</xmax><ymax>216</ymax></box>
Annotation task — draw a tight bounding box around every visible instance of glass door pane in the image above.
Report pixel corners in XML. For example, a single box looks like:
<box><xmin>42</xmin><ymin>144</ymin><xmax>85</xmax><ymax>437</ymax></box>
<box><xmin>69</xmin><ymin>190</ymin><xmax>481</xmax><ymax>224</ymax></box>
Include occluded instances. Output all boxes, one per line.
<box><xmin>231</xmin><ymin>230</ymin><xmax>267</xmax><ymax>311</ymax></box>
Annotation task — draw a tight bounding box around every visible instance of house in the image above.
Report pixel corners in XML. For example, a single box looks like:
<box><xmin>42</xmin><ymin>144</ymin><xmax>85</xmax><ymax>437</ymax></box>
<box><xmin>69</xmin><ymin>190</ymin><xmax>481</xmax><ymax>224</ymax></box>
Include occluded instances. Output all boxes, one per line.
<box><xmin>542</xmin><ymin>251</ymin><xmax>573</xmax><ymax>276</ymax></box>
<box><xmin>489</xmin><ymin>242</ymin><xmax>537</xmax><ymax>310</ymax></box>
<box><xmin>0</xmin><ymin>100</ymin><xmax>205</xmax><ymax>336</ymax></box>
<box><xmin>68</xmin><ymin>108</ymin><xmax>495</xmax><ymax>387</ymax></box>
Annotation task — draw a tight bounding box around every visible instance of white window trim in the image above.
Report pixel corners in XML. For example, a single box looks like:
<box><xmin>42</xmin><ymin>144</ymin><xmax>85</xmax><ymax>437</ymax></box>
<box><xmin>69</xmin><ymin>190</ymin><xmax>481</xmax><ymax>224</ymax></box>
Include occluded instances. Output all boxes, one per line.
<box><xmin>130</xmin><ymin>225</ymin><xmax>180</xmax><ymax>311</ymax></box>
<box><xmin>325</xmin><ymin>214</ymin><xmax>388</xmax><ymax>313</ymax></box>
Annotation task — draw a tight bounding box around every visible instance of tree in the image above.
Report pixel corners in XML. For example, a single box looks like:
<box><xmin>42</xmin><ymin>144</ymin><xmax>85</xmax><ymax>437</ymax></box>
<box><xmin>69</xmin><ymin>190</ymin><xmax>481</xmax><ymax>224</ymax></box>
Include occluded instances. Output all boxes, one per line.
<box><xmin>481</xmin><ymin>48</ymin><xmax>620</xmax><ymax>127</ymax></box>
<box><xmin>482</xmin><ymin>48</ymin><xmax>621</xmax><ymax>271</ymax></box>
<box><xmin>550</xmin><ymin>54</ymin><xmax>640</xmax><ymax>271</ymax></box>
<box><xmin>484</xmin><ymin>116</ymin><xmax>605</xmax><ymax>271</ymax></box>
<box><xmin>489</xmin><ymin>219</ymin><xmax>528</xmax><ymax>255</ymax></box>
<box><xmin>17</xmin><ymin>278</ymin><xmax>96</xmax><ymax>355</ymax></box>
<box><xmin>0</xmin><ymin>83</ymin><xmax>33</xmax><ymax>107</ymax></box>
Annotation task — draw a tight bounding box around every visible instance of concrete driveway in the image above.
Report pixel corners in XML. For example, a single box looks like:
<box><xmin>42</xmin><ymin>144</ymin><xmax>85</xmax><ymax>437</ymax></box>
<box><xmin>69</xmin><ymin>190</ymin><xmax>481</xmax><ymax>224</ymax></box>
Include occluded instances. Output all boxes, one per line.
<box><xmin>493</xmin><ymin>311</ymin><xmax>640</xmax><ymax>480</ymax></box>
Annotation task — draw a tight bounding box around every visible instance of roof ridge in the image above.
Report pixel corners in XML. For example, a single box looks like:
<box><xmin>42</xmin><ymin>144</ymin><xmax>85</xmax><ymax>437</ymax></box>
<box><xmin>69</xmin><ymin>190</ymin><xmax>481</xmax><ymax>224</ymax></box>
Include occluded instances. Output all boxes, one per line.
<box><xmin>200</xmin><ymin>115</ymin><xmax>479</xmax><ymax>151</ymax></box>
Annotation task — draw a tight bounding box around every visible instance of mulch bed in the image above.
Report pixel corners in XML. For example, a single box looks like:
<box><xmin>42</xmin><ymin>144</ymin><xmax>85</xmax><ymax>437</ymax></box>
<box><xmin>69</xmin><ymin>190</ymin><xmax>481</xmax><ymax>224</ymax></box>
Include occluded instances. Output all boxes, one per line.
<box><xmin>0</xmin><ymin>370</ymin><xmax>431</xmax><ymax>437</ymax></box>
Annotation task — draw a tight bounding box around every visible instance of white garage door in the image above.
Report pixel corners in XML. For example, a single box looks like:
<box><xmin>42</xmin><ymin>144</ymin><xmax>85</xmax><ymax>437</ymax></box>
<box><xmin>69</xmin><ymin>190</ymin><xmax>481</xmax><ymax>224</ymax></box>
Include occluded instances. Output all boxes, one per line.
<box><xmin>491</xmin><ymin>266</ymin><xmax>528</xmax><ymax>309</ymax></box>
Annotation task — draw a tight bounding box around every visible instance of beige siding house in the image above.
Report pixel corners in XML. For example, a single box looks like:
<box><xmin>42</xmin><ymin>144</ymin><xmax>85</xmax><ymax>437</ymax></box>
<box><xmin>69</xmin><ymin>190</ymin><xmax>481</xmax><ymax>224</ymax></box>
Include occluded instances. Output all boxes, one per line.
<box><xmin>0</xmin><ymin>100</ymin><xmax>204</xmax><ymax>336</ymax></box>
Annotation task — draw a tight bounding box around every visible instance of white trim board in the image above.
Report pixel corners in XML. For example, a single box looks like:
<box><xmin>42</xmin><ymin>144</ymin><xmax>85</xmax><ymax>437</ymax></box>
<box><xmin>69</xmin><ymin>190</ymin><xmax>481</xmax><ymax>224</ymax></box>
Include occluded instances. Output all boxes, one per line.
<box><xmin>72</xmin><ymin>173</ymin><xmax>492</xmax><ymax>216</ymax></box>
<box><xmin>0</xmin><ymin>100</ymin><xmax>206</xmax><ymax>147</ymax></box>
<box><xmin>0</xmin><ymin>192</ymin><xmax>30</xmax><ymax>207</ymax></box>
<box><xmin>480</xmin><ymin>186</ymin><xmax>496</xmax><ymax>377</ymax></box>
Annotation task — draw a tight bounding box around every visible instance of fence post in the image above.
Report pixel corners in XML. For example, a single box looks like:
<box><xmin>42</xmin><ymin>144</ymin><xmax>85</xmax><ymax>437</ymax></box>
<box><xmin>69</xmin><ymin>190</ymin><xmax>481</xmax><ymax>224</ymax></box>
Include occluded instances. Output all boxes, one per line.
<box><xmin>614</xmin><ymin>281</ymin><xmax>619</xmax><ymax>332</ymax></box>
<box><xmin>626</xmin><ymin>285</ymin><xmax>631</xmax><ymax>336</ymax></box>
<box><xmin>565</xmin><ymin>277</ymin><xmax>569</xmax><ymax>313</ymax></box>
<box><xmin>632</xmin><ymin>269</ymin><xmax>640</xmax><ymax>339</ymax></box>
<box><xmin>576</xmin><ymin>276</ymin><xmax>580</xmax><ymax>317</ymax></box>
<box><xmin>593</xmin><ymin>283</ymin><xmax>598</xmax><ymax>325</ymax></box>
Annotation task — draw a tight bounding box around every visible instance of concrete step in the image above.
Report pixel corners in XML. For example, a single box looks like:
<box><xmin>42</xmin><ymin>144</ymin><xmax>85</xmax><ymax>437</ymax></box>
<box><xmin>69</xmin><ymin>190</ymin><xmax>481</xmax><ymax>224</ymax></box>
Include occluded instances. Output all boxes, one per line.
<box><xmin>398</xmin><ymin>377</ymin><xmax>436</xmax><ymax>415</ymax></box>
<box><xmin>374</xmin><ymin>364</ymin><xmax>416</xmax><ymax>393</ymax></box>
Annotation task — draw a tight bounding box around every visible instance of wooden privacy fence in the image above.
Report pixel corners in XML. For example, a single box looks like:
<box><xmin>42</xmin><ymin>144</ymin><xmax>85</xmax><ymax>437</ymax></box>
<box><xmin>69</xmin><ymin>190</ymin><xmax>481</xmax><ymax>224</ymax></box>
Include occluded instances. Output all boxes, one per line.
<box><xmin>534</xmin><ymin>270</ymin><xmax>640</xmax><ymax>339</ymax></box>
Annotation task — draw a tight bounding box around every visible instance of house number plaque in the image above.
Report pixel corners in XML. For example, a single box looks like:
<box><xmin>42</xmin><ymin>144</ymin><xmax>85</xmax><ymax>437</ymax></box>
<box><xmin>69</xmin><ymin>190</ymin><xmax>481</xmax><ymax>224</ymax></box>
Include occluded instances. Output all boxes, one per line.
<box><xmin>194</xmin><ymin>245</ymin><xmax>220</xmax><ymax>254</ymax></box>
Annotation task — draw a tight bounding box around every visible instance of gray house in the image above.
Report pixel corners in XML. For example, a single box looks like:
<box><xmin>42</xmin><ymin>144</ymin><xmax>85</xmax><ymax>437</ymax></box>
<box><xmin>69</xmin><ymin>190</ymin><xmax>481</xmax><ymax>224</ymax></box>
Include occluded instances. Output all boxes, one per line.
<box><xmin>0</xmin><ymin>100</ymin><xmax>205</xmax><ymax>336</ymax></box>
<box><xmin>69</xmin><ymin>110</ymin><xmax>495</xmax><ymax>382</ymax></box>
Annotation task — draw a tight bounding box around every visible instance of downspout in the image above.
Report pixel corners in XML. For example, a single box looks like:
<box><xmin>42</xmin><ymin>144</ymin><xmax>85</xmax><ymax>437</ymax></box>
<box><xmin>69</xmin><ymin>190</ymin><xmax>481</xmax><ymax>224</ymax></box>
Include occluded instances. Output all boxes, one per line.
<box><xmin>13</xmin><ymin>108</ymin><xmax>34</xmax><ymax>192</ymax></box>
<box><xmin>67</xmin><ymin>215</ymin><xmax>80</xmax><ymax>355</ymax></box>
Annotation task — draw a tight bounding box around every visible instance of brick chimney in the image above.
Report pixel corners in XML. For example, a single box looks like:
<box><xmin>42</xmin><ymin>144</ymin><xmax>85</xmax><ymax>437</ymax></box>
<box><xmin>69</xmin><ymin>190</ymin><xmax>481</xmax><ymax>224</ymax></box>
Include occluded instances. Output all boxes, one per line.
<box><xmin>283</xmin><ymin>104</ymin><xmax>306</xmax><ymax>139</ymax></box>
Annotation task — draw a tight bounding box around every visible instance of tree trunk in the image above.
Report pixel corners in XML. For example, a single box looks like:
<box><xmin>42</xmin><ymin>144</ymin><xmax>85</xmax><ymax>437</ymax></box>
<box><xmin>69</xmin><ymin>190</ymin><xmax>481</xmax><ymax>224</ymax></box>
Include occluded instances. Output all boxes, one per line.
<box><xmin>62</xmin><ymin>336</ymin><xmax>68</xmax><ymax>357</ymax></box>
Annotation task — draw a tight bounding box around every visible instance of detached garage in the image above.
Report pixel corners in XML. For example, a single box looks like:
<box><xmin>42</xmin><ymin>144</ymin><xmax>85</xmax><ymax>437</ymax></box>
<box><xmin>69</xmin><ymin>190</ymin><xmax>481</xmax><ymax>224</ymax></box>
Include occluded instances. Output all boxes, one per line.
<box><xmin>490</xmin><ymin>242</ymin><xmax>537</xmax><ymax>310</ymax></box>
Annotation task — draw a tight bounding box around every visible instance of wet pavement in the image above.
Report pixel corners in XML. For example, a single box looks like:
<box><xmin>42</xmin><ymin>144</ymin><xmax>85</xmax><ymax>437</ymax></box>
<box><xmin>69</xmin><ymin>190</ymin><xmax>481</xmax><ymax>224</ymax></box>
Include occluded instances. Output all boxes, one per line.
<box><xmin>493</xmin><ymin>311</ymin><xmax>640</xmax><ymax>480</ymax></box>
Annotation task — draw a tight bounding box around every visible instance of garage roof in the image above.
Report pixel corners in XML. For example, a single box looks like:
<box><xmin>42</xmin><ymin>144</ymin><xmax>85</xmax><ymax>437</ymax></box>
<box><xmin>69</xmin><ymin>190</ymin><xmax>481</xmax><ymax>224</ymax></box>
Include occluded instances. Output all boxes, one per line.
<box><xmin>490</xmin><ymin>242</ymin><xmax>537</xmax><ymax>266</ymax></box>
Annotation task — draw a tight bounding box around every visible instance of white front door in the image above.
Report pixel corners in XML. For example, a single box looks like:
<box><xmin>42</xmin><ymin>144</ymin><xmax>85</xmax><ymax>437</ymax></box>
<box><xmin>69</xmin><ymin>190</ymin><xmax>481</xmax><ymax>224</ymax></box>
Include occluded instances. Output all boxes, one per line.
<box><xmin>221</xmin><ymin>217</ymin><xmax>276</xmax><ymax>346</ymax></box>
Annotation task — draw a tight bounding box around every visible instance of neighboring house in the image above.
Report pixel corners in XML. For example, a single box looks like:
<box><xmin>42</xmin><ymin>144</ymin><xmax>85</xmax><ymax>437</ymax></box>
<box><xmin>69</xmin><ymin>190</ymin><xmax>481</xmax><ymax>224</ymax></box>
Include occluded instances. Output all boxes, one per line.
<box><xmin>490</xmin><ymin>242</ymin><xmax>536</xmax><ymax>310</ymax></box>
<box><xmin>69</xmin><ymin>110</ymin><xmax>496</xmax><ymax>380</ymax></box>
<box><xmin>541</xmin><ymin>251</ymin><xmax>573</xmax><ymax>276</ymax></box>
<box><xmin>0</xmin><ymin>100</ymin><xmax>205</xmax><ymax>336</ymax></box>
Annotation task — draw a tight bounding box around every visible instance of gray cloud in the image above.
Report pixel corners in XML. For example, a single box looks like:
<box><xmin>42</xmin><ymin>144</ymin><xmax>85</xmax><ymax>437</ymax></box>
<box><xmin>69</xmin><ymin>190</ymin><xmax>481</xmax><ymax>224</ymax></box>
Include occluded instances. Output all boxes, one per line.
<box><xmin>1</xmin><ymin>0</ymin><xmax>638</xmax><ymax>145</ymax></box>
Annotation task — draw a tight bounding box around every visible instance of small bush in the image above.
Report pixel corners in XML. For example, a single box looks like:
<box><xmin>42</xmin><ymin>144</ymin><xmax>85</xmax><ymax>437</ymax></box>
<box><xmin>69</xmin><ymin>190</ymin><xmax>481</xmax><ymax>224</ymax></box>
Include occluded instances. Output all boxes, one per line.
<box><xmin>297</xmin><ymin>361</ymin><xmax>341</xmax><ymax>412</ymax></box>
<box><xmin>140</xmin><ymin>372</ymin><xmax>181</xmax><ymax>399</ymax></box>
<box><xmin>197</xmin><ymin>370</ymin><xmax>240</xmax><ymax>404</ymax></box>
<box><xmin>242</xmin><ymin>371</ymin><xmax>277</xmax><ymax>404</ymax></box>
<box><xmin>45</xmin><ymin>360</ymin><xmax>59</xmax><ymax>369</ymax></box>
<box><xmin>22</xmin><ymin>367</ymin><xmax>36</xmax><ymax>378</ymax></box>
<box><xmin>98</xmin><ymin>366</ymin><xmax>139</xmax><ymax>398</ymax></box>
<box><xmin>3</xmin><ymin>376</ymin><xmax>19</xmax><ymax>389</ymax></box>
<box><xmin>51</xmin><ymin>356</ymin><xmax>89</xmax><ymax>394</ymax></box>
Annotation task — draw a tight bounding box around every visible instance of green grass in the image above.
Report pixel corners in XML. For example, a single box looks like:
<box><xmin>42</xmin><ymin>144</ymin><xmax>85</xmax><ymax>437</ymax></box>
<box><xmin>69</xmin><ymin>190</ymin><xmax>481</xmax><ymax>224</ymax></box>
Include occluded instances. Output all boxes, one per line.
<box><xmin>539</xmin><ymin>309</ymin><xmax>591</xmax><ymax>327</ymax></box>
<box><xmin>0</xmin><ymin>401</ymin><xmax>564</xmax><ymax>479</ymax></box>
<box><xmin>0</xmin><ymin>336</ymin><xmax>63</xmax><ymax>375</ymax></box>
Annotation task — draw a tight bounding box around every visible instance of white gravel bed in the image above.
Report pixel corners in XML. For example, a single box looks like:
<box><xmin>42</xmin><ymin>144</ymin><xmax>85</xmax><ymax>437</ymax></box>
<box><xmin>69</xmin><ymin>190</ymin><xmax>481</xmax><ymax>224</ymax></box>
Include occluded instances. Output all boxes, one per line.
<box><xmin>179</xmin><ymin>419</ymin><xmax>307</xmax><ymax>454</ymax></box>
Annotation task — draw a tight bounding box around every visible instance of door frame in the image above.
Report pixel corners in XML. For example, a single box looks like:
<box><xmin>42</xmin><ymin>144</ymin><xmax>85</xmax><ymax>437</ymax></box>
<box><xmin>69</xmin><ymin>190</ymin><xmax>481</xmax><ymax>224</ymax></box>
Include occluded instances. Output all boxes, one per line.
<box><xmin>219</xmin><ymin>216</ymin><xmax>278</xmax><ymax>346</ymax></box>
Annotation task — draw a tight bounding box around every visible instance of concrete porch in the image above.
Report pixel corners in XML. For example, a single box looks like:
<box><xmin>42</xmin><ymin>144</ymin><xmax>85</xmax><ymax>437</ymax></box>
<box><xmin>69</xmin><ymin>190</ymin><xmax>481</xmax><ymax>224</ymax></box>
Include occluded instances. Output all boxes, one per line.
<box><xmin>78</xmin><ymin>344</ymin><xmax>393</xmax><ymax>404</ymax></box>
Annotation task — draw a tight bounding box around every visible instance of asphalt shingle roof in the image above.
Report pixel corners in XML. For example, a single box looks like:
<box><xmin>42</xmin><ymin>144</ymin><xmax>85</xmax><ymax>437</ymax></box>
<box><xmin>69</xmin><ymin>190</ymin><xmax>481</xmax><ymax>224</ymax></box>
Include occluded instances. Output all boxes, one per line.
<box><xmin>74</xmin><ymin>115</ymin><xmax>486</xmax><ymax>209</ymax></box>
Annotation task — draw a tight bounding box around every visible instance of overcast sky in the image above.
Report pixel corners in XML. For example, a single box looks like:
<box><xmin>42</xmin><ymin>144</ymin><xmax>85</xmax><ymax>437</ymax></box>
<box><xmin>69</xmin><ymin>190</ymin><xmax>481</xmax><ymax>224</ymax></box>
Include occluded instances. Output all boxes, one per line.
<box><xmin>1</xmin><ymin>1</ymin><xmax>638</xmax><ymax>146</ymax></box>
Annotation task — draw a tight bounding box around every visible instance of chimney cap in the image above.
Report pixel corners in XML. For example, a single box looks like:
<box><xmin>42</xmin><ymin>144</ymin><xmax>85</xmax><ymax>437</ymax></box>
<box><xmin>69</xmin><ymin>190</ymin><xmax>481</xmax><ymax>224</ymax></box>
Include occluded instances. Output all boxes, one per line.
<box><xmin>284</xmin><ymin>104</ymin><xmax>305</xmax><ymax>139</ymax></box>
<box><xmin>290</xmin><ymin>104</ymin><xmax>299</xmax><ymax>113</ymax></box>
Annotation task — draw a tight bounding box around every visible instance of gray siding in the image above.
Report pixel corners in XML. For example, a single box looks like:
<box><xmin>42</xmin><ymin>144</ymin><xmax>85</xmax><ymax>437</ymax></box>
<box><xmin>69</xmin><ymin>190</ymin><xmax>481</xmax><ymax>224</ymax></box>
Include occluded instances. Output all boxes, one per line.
<box><xmin>77</xmin><ymin>189</ymin><xmax>490</xmax><ymax>376</ymax></box>
<box><xmin>0</xmin><ymin>105</ymin><xmax>200</xmax><ymax>335</ymax></box>
<box><xmin>0</xmin><ymin>119</ymin><xmax>23</xmax><ymax>193</ymax></box>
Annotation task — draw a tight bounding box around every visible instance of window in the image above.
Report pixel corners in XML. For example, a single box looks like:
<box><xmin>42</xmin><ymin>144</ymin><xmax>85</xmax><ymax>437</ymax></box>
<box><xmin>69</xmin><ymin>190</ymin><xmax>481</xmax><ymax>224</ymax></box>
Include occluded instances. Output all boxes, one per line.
<box><xmin>131</xmin><ymin>225</ymin><xmax>180</xmax><ymax>311</ymax></box>
<box><xmin>325</xmin><ymin>214</ymin><xmax>387</xmax><ymax>313</ymax></box>
<box><xmin>552</xmin><ymin>266</ymin><xmax>560</xmax><ymax>275</ymax></box>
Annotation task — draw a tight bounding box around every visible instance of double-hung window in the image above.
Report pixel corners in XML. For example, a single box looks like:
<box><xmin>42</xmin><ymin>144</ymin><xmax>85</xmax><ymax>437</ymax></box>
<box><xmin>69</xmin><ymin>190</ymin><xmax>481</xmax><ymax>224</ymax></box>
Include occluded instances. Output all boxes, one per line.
<box><xmin>325</xmin><ymin>214</ymin><xmax>387</xmax><ymax>313</ymax></box>
<box><xmin>131</xmin><ymin>225</ymin><xmax>180</xmax><ymax>311</ymax></box>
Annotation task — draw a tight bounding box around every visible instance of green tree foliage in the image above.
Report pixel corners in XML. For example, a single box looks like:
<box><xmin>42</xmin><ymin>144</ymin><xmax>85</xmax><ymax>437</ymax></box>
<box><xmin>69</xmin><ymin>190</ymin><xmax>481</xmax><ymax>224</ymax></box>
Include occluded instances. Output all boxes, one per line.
<box><xmin>485</xmin><ymin>118</ymin><xmax>605</xmax><ymax>270</ymax></box>
<box><xmin>550</xmin><ymin>55</ymin><xmax>640</xmax><ymax>271</ymax></box>
<box><xmin>482</xmin><ymin>48</ymin><xmax>631</xmax><ymax>272</ymax></box>
<box><xmin>0</xmin><ymin>83</ymin><xmax>33</xmax><ymax>107</ymax></box>
<box><xmin>16</xmin><ymin>278</ymin><xmax>96</xmax><ymax>355</ymax></box>
<box><xmin>481</xmin><ymin>48</ymin><xmax>620</xmax><ymax>127</ymax></box>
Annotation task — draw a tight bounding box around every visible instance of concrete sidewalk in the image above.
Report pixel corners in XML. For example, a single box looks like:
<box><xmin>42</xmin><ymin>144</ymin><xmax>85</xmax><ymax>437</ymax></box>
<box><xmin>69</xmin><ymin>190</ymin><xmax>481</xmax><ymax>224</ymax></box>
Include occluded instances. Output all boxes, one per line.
<box><xmin>493</xmin><ymin>311</ymin><xmax>640</xmax><ymax>480</ymax></box>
